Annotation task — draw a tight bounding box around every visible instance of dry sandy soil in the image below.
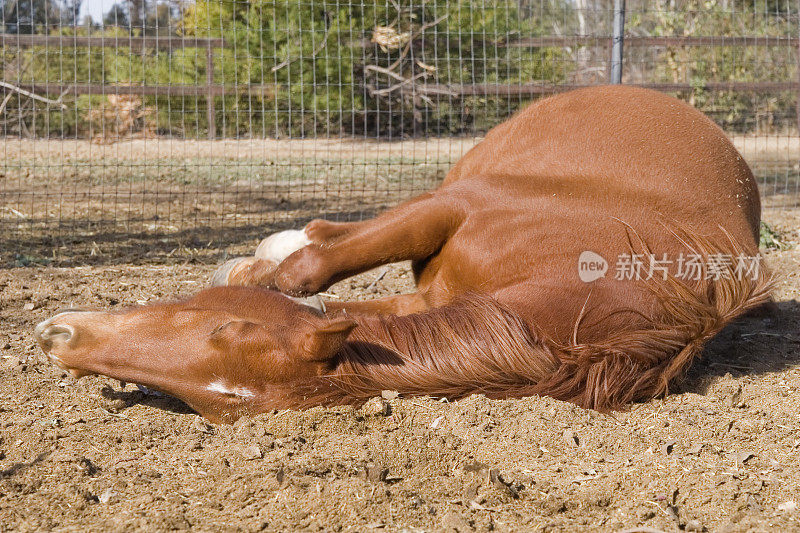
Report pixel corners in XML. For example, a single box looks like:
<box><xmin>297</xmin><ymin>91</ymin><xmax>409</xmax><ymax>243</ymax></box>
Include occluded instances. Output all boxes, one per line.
<box><xmin>0</xmin><ymin>210</ymin><xmax>799</xmax><ymax>532</ymax></box>
<box><xmin>2</xmin><ymin>135</ymin><xmax>799</xmax><ymax>266</ymax></box>
<box><xmin>2</xmin><ymin>135</ymin><xmax>797</xmax><ymax>163</ymax></box>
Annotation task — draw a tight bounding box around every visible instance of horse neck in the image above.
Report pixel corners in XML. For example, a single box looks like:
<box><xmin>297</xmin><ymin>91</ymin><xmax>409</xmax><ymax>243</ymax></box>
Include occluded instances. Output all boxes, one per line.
<box><xmin>270</xmin><ymin>295</ymin><xmax>562</xmax><ymax>408</ymax></box>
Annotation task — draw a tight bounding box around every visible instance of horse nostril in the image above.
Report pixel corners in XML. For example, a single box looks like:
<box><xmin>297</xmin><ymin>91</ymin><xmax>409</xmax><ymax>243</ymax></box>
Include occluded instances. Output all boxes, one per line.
<box><xmin>34</xmin><ymin>322</ymin><xmax>75</xmax><ymax>347</ymax></box>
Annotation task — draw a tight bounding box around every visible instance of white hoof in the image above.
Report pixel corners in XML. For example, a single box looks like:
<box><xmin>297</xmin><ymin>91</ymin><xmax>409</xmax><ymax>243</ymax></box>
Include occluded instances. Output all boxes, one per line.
<box><xmin>211</xmin><ymin>257</ymin><xmax>251</xmax><ymax>287</ymax></box>
<box><xmin>255</xmin><ymin>229</ymin><xmax>311</xmax><ymax>263</ymax></box>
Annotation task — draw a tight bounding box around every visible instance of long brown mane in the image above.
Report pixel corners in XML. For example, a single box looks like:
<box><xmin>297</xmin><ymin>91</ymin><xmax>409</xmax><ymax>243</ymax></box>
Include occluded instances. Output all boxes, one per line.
<box><xmin>282</xmin><ymin>235</ymin><xmax>772</xmax><ymax>412</ymax></box>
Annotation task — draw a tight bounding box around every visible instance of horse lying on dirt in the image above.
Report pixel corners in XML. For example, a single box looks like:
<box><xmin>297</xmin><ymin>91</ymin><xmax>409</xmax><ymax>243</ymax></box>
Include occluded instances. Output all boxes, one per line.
<box><xmin>35</xmin><ymin>86</ymin><xmax>771</xmax><ymax>423</ymax></box>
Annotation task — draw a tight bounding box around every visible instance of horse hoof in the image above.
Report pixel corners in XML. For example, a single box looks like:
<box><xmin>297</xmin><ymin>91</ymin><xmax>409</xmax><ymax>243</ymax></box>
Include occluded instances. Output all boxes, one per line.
<box><xmin>255</xmin><ymin>229</ymin><xmax>311</xmax><ymax>263</ymax></box>
<box><xmin>211</xmin><ymin>257</ymin><xmax>252</xmax><ymax>286</ymax></box>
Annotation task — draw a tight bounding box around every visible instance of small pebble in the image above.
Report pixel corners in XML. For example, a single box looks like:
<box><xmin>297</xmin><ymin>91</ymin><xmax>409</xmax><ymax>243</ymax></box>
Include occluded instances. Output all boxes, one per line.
<box><xmin>685</xmin><ymin>519</ymin><xmax>703</xmax><ymax>532</ymax></box>
<box><xmin>564</xmin><ymin>429</ymin><xmax>580</xmax><ymax>447</ymax></box>
<box><xmin>239</xmin><ymin>444</ymin><xmax>262</xmax><ymax>460</ymax></box>
<box><xmin>192</xmin><ymin>418</ymin><xmax>213</xmax><ymax>434</ymax></box>
<box><xmin>98</xmin><ymin>488</ymin><xmax>115</xmax><ymax>504</ymax></box>
<box><xmin>363</xmin><ymin>463</ymin><xmax>388</xmax><ymax>483</ymax></box>
<box><xmin>381</xmin><ymin>390</ymin><xmax>399</xmax><ymax>401</ymax></box>
<box><xmin>778</xmin><ymin>500</ymin><xmax>798</xmax><ymax>512</ymax></box>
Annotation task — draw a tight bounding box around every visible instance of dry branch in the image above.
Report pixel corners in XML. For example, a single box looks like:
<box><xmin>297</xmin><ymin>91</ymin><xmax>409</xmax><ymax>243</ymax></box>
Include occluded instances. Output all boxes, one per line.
<box><xmin>364</xmin><ymin>13</ymin><xmax>449</xmax><ymax>111</ymax></box>
<box><xmin>0</xmin><ymin>92</ymin><xmax>14</xmax><ymax>116</ymax></box>
<box><xmin>364</xmin><ymin>65</ymin><xmax>407</xmax><ymax>82</ymax></box>
<box><xmin>0</xmin><ymin>81</ymin><xmax>68</xmax><ymax>110</ymax></box>
<box><xmin>387</xmin><ymin>14</ymin><xmax>447</xmax><ymax>71</ymax></box>
<box><xmin>271</xmin><ymin>26</ymin><xmax>333</xmax><ymax>73</ymax></box>
<box><xmin>370</xmin><ymin>71</ymin><xmax>430</xmax><ymax>96</ymax></box>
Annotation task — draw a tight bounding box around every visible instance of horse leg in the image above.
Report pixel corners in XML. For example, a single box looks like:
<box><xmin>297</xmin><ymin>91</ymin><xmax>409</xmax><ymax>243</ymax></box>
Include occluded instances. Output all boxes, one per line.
<box><xmin>213</xmin><ymin>191</ymin><xmax>463</xmax><ymax>297</ymax></box>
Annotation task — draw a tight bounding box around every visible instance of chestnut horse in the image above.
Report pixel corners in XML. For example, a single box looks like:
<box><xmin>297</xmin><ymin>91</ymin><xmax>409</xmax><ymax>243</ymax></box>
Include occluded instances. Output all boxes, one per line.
<box><xmin>35</xmin><ymin>86</ymin><xmax>770</xmax><ymax>423</ymax></box>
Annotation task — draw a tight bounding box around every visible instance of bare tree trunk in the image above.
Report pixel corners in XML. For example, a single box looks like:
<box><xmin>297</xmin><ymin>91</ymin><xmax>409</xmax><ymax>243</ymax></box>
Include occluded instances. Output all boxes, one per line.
<box><xmin>66</xmin><ymin>0</ymin><xmax>82</xmax><ymax>26</ymax></box>
<box><xmin>127</xmin><ymin>0</ymin><xmax>145</xmax><ymax>31</ymax></box>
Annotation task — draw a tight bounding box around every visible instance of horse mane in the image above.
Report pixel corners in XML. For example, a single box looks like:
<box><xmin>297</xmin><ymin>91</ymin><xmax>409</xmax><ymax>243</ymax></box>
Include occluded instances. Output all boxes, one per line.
<box><xmin>268</xmin><ymin>231</ymin><xmax>772</xmax><ymax>413</ymax></box>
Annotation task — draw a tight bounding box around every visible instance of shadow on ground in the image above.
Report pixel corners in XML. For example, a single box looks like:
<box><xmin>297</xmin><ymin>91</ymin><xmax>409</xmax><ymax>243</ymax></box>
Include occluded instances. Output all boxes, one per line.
<box><xmin>681</xmin><ymin>299</ymin><xmax>800</xmax><ymax>394</ymax></box>
<box><xmin>0</xmin><ymin>207</ymin><xmax>384</xmax><ymax>268</ymax></box>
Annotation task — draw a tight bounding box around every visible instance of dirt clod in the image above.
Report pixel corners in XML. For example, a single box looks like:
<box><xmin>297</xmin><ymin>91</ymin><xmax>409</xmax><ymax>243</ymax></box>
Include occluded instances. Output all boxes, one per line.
<box><xmin>381</xmin><ymin>390</ymin><xmax>400</xmax><ymax>401</ymax></box>
<box><xmin>441</xmin><ymin>511</ymin><xmax>472</xmax><ymax>532</ymax></box>
<box><xmin>239</xmin><ymin>444</ymin><xmax>263</xmax><ymax>461</ymax></box>
<box><xmin>363</xmin><ymin>463</ymin><xmax>389</xmax><ymax>483</ymax></box>
<box><xmin>361</xmin><ymin>397</ymin><xmax>391</xmax><ymax>417</ymax></box>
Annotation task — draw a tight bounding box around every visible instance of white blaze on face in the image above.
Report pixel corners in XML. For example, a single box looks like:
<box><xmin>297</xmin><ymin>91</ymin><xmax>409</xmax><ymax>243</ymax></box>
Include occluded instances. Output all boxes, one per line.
<box><xmin>255</xmin><ymin>229</ymin><xmax>312</xmax><ymax>263</ymax></box>
<box><xmin>207</xmin><ymin>380</ymin><xmax>255</xmax><ymax>399</ymax></box>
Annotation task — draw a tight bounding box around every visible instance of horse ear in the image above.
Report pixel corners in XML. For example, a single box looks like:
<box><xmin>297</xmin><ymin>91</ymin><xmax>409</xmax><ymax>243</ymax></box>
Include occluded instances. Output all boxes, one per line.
<box><xmin>209</xmin><ymin>320</ymin><xmax>269</xmax><ymax>353</ymax></box>
<box><xmin>301</xmin><ymin>319</ymin><xmax>357</xmax><ymax>361</ymax></box>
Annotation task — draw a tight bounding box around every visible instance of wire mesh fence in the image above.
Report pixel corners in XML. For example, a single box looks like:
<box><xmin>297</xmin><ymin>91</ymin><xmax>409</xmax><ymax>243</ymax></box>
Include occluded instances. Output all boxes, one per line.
<box><xmin>1</xmin><ymin>0</ymin><xmax>798</xmax><ymax>266</ymax></box>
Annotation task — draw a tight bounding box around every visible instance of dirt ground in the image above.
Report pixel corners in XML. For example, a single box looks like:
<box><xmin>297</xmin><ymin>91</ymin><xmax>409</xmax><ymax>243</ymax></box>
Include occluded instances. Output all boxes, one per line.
<box><xmin>2</xmin><ymin>135</ymin><xmax>799</xmax><ymax>266</ymax></box>
<box><xmin>1</xmin><ymin>137</ymin><xmax>456</xmax><ymax>266</ymax></box>
<box><xmin>1</xmin><ymin>135</ymin><xmax>797</xmax><ymax>163</ymax></box>
<box><xmin>0</xmin><ymin>210</ymin><xmax>799</xmax><ymax>532</ymax></box>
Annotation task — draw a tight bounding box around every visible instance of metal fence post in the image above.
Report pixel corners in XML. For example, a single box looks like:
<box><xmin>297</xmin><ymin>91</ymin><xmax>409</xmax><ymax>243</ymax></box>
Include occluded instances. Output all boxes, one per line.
<box><xmin>610</xmin><ymin>0</ymin><xmax>626</xmax><ymax>84</ymax></box>
<box><xmin>207</xmin><ymin>45</ymin><xmax>216</xmax><ymax>140</ymax></box>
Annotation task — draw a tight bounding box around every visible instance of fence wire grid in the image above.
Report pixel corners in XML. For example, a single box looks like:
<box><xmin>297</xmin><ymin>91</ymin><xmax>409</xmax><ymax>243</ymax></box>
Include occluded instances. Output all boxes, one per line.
<box><xmin>1</xmin><ymin>0</ymin><xmax>799</xmax><ymax>266</ymax></box>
